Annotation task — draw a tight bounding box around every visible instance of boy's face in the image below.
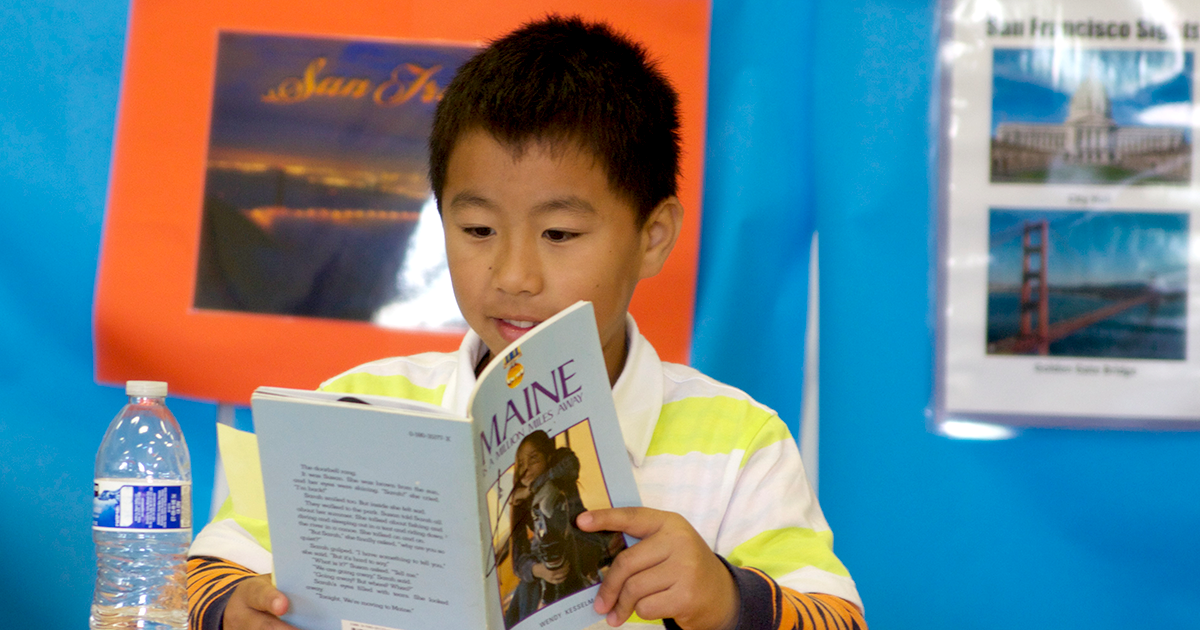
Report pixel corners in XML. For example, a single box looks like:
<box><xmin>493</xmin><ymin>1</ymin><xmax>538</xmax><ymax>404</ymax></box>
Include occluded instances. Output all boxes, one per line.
<box><xmin>441</xmin><ymin>130</ymin><xmax>680</xmax><ymax>384</ymax></box>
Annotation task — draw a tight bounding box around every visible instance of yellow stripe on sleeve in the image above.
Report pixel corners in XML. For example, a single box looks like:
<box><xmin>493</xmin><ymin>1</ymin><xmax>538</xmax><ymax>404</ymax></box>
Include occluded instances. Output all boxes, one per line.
<box><xmin>213</xmin><ymin>424</ymin><xmax>273</xmax><ymax>551</ymax></box>
<box><xmin>320</xmin><ymin>371</ymin><xmax>445</xmax><ymax>405</ymax></box>
<box><xmin>727</xmin><ymin>528</ymin><xmax>851</xmax><ymax>579</ymax></box>
<box><xmin>647</xmin><ymin>396</ymin><xmax>788</xmax><ymax>464</ymax></box>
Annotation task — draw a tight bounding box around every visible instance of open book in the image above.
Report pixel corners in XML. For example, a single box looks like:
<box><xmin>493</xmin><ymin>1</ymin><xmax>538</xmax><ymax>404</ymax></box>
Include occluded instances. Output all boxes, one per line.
<box><xmin>252</xmin><ymin>301</ymin><xmax>641</xmax><ymax>630</ymax></box>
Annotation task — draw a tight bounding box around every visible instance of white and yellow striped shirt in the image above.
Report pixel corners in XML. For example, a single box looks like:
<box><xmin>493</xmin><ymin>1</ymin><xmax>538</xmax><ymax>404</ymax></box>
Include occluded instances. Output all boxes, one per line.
<box><xmin>188</xmin><ymin>316</ymin><xmax>863</xmax><ymax>630</ymax></box>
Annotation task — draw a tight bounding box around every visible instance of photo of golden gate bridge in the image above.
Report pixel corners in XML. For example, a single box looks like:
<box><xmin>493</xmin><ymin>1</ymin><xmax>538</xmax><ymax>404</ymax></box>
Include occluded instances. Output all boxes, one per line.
<box><xmin>986</xmin><ymin>209</ymin><xmax>1188</xmax><ymax>360</ymax></box>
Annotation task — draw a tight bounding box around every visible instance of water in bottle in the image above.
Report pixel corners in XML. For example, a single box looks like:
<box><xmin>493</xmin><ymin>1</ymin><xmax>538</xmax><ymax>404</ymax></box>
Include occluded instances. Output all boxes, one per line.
<box><xmin>91</xmin><ymin>381</ymin><xmax>192</xmax><ymax>630</ymax></box>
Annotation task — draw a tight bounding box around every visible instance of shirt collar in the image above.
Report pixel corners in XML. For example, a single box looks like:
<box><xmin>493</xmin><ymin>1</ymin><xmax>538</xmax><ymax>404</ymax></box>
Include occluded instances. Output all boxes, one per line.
<box><xmin>444</xmin><ymin>327</ymin><xmax>488</xmax><ymax>415</ymax></box>
<box><xmin>611</xmin><ymin>314</ymin><xmax>663</xmax><ymax>468</ymax></box>
<box><xmin>448</xmin><ymin>314</ymin><xmax>663</xmax><ymax>468</ymax></box>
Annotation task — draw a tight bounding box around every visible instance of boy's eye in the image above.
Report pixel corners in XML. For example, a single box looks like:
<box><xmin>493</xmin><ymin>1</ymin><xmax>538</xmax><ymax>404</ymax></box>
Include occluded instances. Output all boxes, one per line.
<box><xmin>464</xmin><ymin>226</ymin><xmax>495</xmax><ymax>238</ymax></box>
<box><xmin>543</xmin><ymin>229</ymin><xmax>578</xmax><ymax>243</ymax></box>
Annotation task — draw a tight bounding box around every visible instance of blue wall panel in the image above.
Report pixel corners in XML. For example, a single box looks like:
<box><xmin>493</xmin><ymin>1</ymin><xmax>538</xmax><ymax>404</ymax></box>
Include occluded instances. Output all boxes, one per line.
<box><xmin>0</xmin><ymin>3</ymin><xmax>217</xmax><ymax>626</ymax></box>
<box><xmin>810</xmin><ymin>1</ymin><xmax>1200</xmax><ymax>628</ymax></box>
<box><xmin>694</xmin><ymin>0</ymin><xmax>815</xmax><ymax>429</ymax></box>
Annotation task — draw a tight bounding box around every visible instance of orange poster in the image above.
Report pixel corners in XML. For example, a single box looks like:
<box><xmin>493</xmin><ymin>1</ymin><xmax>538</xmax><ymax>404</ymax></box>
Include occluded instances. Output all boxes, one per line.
<box><xmin>95</xmin><ymin>0</ymin><xmax>709</xmax><ymax>404</ymax></box>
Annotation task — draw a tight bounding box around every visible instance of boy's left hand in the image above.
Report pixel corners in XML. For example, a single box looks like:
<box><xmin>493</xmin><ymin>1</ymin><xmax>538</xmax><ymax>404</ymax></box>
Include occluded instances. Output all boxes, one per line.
<box><xmin>577</xmin><ymin>507</ymin><xmax>738</xmax><ymax>630</ymax></box>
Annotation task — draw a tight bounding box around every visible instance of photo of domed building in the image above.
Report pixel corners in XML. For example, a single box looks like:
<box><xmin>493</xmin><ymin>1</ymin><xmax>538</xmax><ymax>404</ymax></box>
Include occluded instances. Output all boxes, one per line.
<box><xmin>989</xmin><ymin>49</ymin><xmax>1192</xmax><ymax>185</ymax></box>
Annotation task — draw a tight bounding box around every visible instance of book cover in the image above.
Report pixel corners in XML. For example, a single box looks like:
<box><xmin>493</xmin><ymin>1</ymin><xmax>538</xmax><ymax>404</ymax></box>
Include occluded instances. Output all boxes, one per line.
<box><xmin>254</xmin><ymin>302</ymin><xmax>640</xmax><ymax>630</ymax></box>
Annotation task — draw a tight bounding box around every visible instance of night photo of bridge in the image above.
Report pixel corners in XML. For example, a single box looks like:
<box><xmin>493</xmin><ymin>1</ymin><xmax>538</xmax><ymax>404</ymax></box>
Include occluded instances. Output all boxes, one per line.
<box><xmin>193</xmin><ymin>32</ymin><xmax>476</xmax><ymax>329</ymax></box>
<box><xmin>986</xmin><ymin>209</ymin><xmax>1188</xmax><ymax>360</ymax></box>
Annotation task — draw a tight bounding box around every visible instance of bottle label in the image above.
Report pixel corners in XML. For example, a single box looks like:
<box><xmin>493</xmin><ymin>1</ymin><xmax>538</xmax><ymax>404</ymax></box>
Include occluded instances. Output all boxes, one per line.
<box><xmin>93</xmin><ymin>479</ymin><xmax>192</xmax><ymax>531</ymax></box>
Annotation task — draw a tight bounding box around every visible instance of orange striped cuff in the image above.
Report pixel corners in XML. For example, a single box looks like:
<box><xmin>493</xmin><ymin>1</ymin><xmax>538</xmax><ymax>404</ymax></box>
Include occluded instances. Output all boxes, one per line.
<box><xmin>186</xmin><ymin>556</ymin><xmax>258</xmax><ymax>630</ymax></box>
<box><xmin>736</xmin><ymin>564</ymin><xmax>866</xmax><ymax>630</ymax></box>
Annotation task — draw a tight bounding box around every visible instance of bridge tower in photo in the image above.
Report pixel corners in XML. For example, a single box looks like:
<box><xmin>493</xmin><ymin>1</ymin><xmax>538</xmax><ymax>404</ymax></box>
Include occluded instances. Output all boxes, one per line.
<box><xmin>1019</xmin><ymin>220</ymin><xmax>1050</xmax><ymax>355</ymax></box>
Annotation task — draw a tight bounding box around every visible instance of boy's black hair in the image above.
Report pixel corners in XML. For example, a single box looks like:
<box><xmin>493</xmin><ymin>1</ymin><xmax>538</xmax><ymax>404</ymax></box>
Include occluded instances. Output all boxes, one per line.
<box><xmin>430</xmin><ymin>15</ymin><xmax>681</xmax><ymax>223</ymax></box>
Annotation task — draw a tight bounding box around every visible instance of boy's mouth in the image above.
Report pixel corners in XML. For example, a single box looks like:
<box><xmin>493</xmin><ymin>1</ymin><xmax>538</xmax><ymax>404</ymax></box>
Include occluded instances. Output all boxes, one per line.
<box><xmin>494</xmin><ymin>317</ymin><xmax>541</xmax><ymax>343</ymax></box>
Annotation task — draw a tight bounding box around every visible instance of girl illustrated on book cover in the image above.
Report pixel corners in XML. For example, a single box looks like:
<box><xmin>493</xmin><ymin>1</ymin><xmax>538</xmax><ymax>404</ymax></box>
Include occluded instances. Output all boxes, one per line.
<box><xmin>488</xmin><ymin>427</ymin><xmax>626</xmax><ymax>628</ymax></box>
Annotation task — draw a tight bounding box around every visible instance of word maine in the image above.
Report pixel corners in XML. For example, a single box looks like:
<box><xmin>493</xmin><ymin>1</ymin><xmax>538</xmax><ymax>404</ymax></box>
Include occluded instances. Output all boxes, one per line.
<box><xmin>479</xmin><ymin>360</ymin><xmax>582</xmax><ymax>464</ymax></box>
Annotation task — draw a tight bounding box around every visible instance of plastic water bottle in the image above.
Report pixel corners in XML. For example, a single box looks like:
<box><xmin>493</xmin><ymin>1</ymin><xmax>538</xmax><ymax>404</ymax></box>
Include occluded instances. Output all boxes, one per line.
<box><xmin>91</xmin><ymin>381</ymin><xmax>192</xmax><ymax>630</ymax></box>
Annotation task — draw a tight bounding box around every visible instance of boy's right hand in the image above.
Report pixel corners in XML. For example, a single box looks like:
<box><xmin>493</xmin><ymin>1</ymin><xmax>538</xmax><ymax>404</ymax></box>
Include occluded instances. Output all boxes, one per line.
<box><xmin>224</xmin><ymin>574</ymin><xmax>297</xmax><ymax>630</ymax></box>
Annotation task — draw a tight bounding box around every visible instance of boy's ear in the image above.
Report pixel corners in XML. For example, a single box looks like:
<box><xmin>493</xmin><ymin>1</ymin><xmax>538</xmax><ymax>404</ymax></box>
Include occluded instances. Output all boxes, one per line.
<box><xmin>638</xmin><ymin>196</ymin><xmax>684</xmax><ymax>280</ymax></box>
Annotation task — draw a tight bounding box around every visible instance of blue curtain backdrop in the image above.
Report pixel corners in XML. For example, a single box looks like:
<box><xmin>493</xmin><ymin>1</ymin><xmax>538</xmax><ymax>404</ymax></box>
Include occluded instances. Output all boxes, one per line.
<box><xmin>0</xmin><ymin>4</ymin><xmax>219</xmax><ymax>624</ymax></box>
<box><xmin>4</xmin><ymin>1</ymin><xmax>1200</xmax><ymax>629</ymax></box>
<box><xmin>692</xmin><ymin>0</ymin><xmax>816</xmax><ymax>427</ymax></box>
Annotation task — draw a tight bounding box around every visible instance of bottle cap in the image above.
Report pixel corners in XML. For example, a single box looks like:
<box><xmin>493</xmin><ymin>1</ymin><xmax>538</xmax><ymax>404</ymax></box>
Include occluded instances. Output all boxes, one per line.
<box><xmin>126</xmin><ymin>380</ymin><xmax>168</xmax><ymax>397</ymax></box>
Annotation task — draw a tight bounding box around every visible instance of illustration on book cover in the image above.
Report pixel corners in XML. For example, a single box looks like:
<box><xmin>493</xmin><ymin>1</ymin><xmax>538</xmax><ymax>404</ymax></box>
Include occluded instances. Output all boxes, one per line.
<box><xmin>485</xmin><ymin>421</ymin><xmax>626</xmax><ymax>629</ymax></box>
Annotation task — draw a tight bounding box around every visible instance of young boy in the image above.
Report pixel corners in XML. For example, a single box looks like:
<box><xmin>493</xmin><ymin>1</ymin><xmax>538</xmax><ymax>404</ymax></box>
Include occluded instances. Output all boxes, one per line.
<box><xmin>187</xmin><ymin>15</ymin><xmax>865</xmax><ymax>630</ymax></box>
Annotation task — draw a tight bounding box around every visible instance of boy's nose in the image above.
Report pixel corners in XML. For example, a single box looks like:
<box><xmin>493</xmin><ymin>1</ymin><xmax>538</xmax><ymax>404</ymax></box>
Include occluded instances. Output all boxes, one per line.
<box><xmin>493</xmin><ymin>236</ymin><xmax>543</xmax><ymax>295</ymax></box>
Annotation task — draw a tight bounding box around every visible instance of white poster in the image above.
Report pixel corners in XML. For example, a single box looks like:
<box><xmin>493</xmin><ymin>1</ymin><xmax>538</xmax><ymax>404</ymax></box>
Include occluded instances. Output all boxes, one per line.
<box><xmin>935</xmin><ymin>0</ymin><xmax>1200</xmax><ymax>428</ymax></box>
